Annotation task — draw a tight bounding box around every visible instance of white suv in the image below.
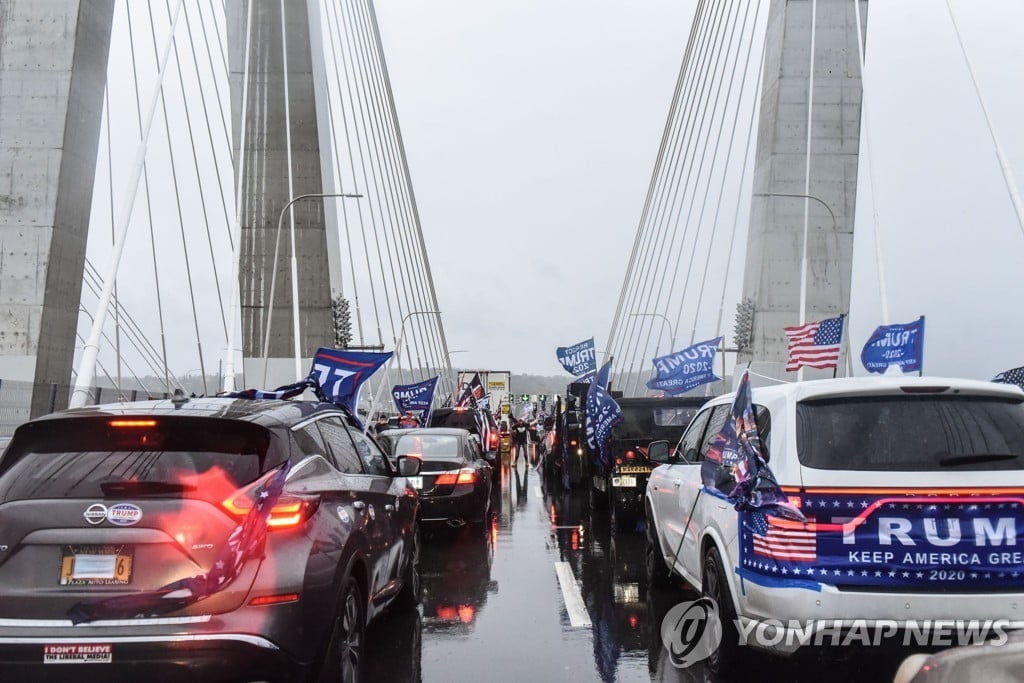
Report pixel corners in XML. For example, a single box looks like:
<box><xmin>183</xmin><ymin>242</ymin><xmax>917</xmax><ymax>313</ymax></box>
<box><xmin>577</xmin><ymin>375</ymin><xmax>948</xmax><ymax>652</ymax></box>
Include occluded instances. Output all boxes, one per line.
<box><xmin>645</xmin><ymin>376</ymin><xmax>1024</xmax><ymax>670</ymax></box>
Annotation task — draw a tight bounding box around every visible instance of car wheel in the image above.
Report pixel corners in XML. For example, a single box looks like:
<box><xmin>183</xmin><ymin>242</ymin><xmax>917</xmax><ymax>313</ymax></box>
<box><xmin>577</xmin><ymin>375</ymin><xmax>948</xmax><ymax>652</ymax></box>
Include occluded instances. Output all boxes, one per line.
<box><xmin>645</xmin><ymin>506</ymin><xmax>671</xmax><ymax>587</ymax></box>
<box><xmin>321</xmin><ymin>576</ymin><xmax>366</xmax><ymax>683</ymax></box>
<box><xmin>395</xmin><ymin>525</ymin><xmax>421</xmax><ymax>609</ymax></box>
<box><xmin>702</xmin><ymin>546</ymin><xmax>748</xmax><ymax>676</ymax></box>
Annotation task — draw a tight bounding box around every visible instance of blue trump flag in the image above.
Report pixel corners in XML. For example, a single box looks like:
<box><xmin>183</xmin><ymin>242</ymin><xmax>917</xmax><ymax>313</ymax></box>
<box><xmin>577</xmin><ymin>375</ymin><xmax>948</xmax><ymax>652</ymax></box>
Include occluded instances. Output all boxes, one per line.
<box><xmin>310</xmin><ymin>347</ymin><xmax>393</xmax><ymax>412</ymax></box>
<box><xmin>702</xmin><ymin>371</ymin><xmax>802</xmax><ymax>518</ymax></box>
<box><xmin>861</xmin><ymin>317</ymin><xmax>925</xmax><ymax>374</ymax></box>
<box><xmin>585</xmin><ymin>361</ymin><xmax>622</xmax><ymax>468</ymax></box>
<box><xmin>646</xmin><ymin>337</ymin><xmax>722</xmax><ymax>395</ymax></box>
<box><xmin>392</xmin><ymin>376</ymin><xmax>439</xmax><ymax>420</ymax></box>
<box><xmin>557</xmin><ymin>337</ymin><xmax>597</xmax><ymax>376</ymax></box>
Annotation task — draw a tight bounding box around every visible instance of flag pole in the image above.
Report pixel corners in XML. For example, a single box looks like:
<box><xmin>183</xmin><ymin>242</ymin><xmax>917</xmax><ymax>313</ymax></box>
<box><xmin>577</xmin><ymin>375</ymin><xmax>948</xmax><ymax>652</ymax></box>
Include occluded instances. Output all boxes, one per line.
<box><xmin>918</xmin><ymin>315</ymin><xmax>925</xmax><ymax>377</ymax></box>
<box><xmin>833</xmin><ymin>314</ymin><xmax>847</xmax><ymax>379</ymax></box>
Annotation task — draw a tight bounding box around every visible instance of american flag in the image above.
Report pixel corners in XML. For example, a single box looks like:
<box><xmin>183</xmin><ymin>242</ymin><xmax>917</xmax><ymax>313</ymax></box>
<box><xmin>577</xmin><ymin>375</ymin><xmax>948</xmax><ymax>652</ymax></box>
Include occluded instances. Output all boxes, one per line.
<box><xmin>752</xmin><ymin>512</ymin><xmax>816</xmax><ymax>562</ymax></box>
<box><xmin>994</xmin><ymin>366</ymin><xmax>1024</xmax><ymax>389</ymax></box>
<box><xmin>784</xmin><ymin>316</ymin><xmax>844</xmax><ymax>372</ymax></box>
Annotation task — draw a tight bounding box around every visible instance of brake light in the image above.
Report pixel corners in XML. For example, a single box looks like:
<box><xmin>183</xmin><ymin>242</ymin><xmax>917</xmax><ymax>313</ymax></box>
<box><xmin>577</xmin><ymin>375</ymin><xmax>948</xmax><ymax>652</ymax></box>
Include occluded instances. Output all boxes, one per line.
<box><xmin>615</xmin><ymin>458</ymin><xmax>623</xmax><ymax>465</ymax></box>
<box><xmin>221</xmin><ymin>472</ymin><xmax>319</xmax><ymax>530</ymax></box>
<box><xmin>489</xmin><ymin>433</ymin><xmax>498</xmax><ymax>448</ymax></box>
<box><xmin>109</xmin><ymin>419</ymin><xmax>157</xmax><ymax>428</ymax></box>
<box><xmin>249</xmin><ymin>593</ymin><xmax>300</xmax><ymax>606</ymax></box>
<box><xmin>570</xmin><ymin>440</ymin><xmax>577</xmax><ymax>446</ymax></box>
<box><xmin>434</xmin><ymin>468</ymin><xmax>476</xmax><ymax>486</ymax></box>
<box><xmin>625</xmin><ymin>450</ymin><xmax>636</xmax><ymax>461</ymax></box>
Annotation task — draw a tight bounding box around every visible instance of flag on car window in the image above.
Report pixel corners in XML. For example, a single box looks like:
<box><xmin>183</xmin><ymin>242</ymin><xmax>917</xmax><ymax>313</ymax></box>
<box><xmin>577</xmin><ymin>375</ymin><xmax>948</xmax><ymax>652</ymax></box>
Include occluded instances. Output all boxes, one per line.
<box><xmin>310</xmin><ymin>347</ymin><xmax>393</xmax><ymax>412</ymax></box>
<box><xmin>646</xmin><ymin>337</ymin><xmax>722</xmax><ymax>394</ymax></box>
<box><xmin>585</xmin><ymin>360</ymin><xmax>622</xmax><ymax>468</ymax></box>
<box><xmin>556</xmin><ymin>337</ymin><xmax>597</xmax><ymax>376</ymax></box>
<box><xmin>455</xmin><ymin>372</ymin><xmax>485</xmax><ymax>407</ymax></box>
<box><xmin>225</xmin><ymin>377</ymin><xmax>317</xmax><ymax>400</ymax></box>
<box><xmin>392</xmin><ymin>376</ymin><xmax>439</xmax><ymax>421</ymax></box>
<box><xmin>68</xmin><ymin>461</ymin><xmax>291</xmax><ymax>624</ymax></box>
<box><xmin>993</xmin><ymin>366</ymin><xmax>1024</xmax><ymax>388</ymax></box>
<box><xmin>784</xmin><ymin>316</ymin><xmax>844</xmax><ymax>372</ymax></box>
<box><xmin>702</xmin><ymin>371</ymin><xmax>803</xmax><ymax>519</ymax></box>
<box><xmin>860</xmin><ymin>317</ymin><xmax>925</xmax><ymax>374</ymax></box>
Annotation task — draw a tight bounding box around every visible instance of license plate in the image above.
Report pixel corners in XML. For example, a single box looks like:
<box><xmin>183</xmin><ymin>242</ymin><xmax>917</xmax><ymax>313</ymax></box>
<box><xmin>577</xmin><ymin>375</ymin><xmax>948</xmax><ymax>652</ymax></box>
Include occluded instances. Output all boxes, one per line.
<box><xmin>60</xmin><ymin>545</ymin><xmax>133</xmax><ymax>585</ymax></box>
<box><xmin>612</xmin><ymin>476</ymin><xmax>637</xmax><ymax>487</ymax></box>
<box><xmin>407</xmin><ymin>476</ymin><xmax>423</xmax><ymax>490</ymax></box>
<box><xmin>43</xmin><ymin>643</ymin><xmax>112</xmax><ymax>664</ymax></box>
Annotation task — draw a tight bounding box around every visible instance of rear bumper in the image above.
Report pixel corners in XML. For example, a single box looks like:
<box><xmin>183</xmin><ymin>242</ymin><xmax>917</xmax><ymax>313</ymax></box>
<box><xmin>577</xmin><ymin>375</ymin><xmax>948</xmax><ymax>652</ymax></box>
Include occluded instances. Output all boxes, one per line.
<box><xmin>419</xmin><ymin>487</ymin><xmax>486</xmax><ymax>524</ymax></box>
<box><xmin>0</xmin><ymin>633</ymin><xmax>307</xmax><ymax>682</ymax></box>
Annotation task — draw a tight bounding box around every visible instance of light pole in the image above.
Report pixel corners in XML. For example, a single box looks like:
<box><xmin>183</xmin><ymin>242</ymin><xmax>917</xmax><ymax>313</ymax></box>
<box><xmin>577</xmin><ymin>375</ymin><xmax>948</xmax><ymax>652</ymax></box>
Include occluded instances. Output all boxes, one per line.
<box><xmin>754</xmin><ymin>192</ymin><xmax>839</xmax><ymax>381</ymax></box>
<box><xmin>628</xmin><ymin>312</ymin><xmax>677</xmax><ymax>352</ymax></box>
<box><xmin>364</xmin><ymin>310</ymin><xmax>442</xmax><ymax>432</ymax></box>
<box><xmin>446</xmin><ymin>350</ymin><xmax>468</xmax><ymax>401</ymax></box>
<box><xmin>261</xmin><ymin>192</ymin><xmax>363</xmax><ymax>385</ymax></box>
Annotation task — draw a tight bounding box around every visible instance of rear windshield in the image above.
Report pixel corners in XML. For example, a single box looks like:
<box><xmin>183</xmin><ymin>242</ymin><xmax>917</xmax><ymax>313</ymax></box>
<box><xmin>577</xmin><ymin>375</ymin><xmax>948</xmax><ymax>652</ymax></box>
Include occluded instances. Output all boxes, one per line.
<box><xmin>430</xmin><ymin>411</ymin><xmax>480</xmax><ymax>433</ymax></box>
<box><xmin>797</xmin><ymin>396</ymin><xmax>1024</xmax><ymax>471</ymax></box>
<box><xmin>0</xmin><ymin>417</ymin><xmax>280</xmax><ymax>503</ymax></box>
<box><xmin>616</xmin><ymin>405</ymin><xmax>701</xmax><ymax>440</ymax></box>
<box><xmin>393</xmin><ymin>434</ymin><xmax>460</xmax><ymax>460</ymax></box>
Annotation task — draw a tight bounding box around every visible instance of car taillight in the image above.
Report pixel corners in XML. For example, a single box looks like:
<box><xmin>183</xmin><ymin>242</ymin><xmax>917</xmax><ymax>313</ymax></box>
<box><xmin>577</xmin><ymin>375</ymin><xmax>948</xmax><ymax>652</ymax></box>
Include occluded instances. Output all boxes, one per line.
<box><xmin>625</xmin><ymin>450</ymin><xmax>636</xmax><ymax>460</ymax></box>
<box><xmin>570</xmin><ymin>440</ymin><xmax>577</xmax><ymax>446</ymax></box>
<box><xmin>434</xmin><ymin>468</ymin><xmax>476</xmax><ymax>485</ymax></box>
<box><xmin>615</xmin><ymin>457</ymin><xmax>623</xmax><ymax>465</ymax></box>
<box><xmin>489</xmin><ymin>433</ymin><xmax>498</xmax><ymax>448</ymax></box>
<box><xmin>221</xmin><ymin>472</ymin><xmax>319</xmax><ymax>530</ymax></box>
<box><xmin>249</xmin><ymin>593</ymin><xmax>300</xmax><ymax>606</ymax></box>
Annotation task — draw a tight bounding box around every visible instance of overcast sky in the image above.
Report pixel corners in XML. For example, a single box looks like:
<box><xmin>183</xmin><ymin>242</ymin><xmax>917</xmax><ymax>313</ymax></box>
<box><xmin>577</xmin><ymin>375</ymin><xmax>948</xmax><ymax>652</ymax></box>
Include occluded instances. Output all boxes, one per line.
<box><xmin>81</xmin><ymin>0</ymin><xmax>1024</xmax><ymax>386</ymax></box>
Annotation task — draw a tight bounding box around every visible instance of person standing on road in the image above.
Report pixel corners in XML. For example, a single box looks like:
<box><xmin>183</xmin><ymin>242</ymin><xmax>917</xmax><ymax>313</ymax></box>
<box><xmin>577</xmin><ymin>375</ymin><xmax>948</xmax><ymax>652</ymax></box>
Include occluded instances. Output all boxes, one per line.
<box><xmin>511</xmin><ymin>418</ymin><xmax>529</xmax><ymax>467</ymax></box>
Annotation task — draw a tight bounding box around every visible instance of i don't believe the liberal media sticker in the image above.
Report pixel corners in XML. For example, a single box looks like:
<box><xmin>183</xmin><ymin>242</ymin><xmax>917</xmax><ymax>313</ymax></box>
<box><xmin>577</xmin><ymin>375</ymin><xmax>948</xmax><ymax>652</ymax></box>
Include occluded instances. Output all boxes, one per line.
<box><xmin>43</xmin><ymin>643</ymin><xmax>112</xmax><ymax>664</ymax></box>
<box><xmin>661</xmin><ymin>597</ymin><xmax>722</xmax><ymax>668</ymax></box>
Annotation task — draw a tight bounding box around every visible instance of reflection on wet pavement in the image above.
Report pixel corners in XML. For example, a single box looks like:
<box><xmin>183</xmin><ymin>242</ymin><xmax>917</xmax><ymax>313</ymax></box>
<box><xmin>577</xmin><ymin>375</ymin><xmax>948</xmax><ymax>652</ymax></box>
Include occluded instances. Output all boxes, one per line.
<box><xmin>363</xmin><ymin>457</ymin><xmax>910</xmax><ymax>682</ymax></box>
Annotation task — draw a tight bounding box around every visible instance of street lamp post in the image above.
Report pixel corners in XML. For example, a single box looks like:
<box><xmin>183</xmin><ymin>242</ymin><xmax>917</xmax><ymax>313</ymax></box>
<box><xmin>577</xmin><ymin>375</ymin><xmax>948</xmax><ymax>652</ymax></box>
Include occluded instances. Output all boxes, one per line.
<box><xmin>628</xmin><ymin>312</ymin><xmax>677</xmax><ymax>395</ymax></box>
<box><xmin>446</xmin><ymin>350</ymin><xmax>468</xmax><ymax>400</ymax></box>
<box><xmin>260</xmin><ymin>193</ymin><xmax>363</xmax><ymax>385</ymax></box>
<box><xmin>363</xmin><ymin>310</ymin><xmax>442</xmax><ymax>432</ymax></box>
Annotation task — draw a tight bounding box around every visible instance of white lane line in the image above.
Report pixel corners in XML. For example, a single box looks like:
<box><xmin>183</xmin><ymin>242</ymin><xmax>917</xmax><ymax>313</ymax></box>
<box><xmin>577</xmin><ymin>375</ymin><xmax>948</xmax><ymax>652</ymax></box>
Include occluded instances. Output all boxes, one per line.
<box><xmin>534</xmin><ymin>486</ymin><xmax>542</xmax><ymax>498</ymax></box>
<box><xmin>554</xmin><ymin>561</ymin><xmax>592</xmax><ymax>628</ymax></box>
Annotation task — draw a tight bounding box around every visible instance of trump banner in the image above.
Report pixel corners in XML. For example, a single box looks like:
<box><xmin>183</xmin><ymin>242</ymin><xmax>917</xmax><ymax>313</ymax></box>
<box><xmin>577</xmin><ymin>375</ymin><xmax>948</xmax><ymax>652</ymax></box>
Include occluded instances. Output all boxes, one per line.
<box><xmin>646</xmin><ymin>337</ymin><xmax>722</xmax><ymax>395</ymax></box>
<box><xmin>861</xmin><ymin>317</ymin><xmax>925</xmax><ymax>374</ymax></box>
<box><xmin>557</xmin><ymin>337</ymin><xmax>597</xmax><ymax>376</ymax></box>
<box><xmin>311</xmin><ymin>348</ymin><xmax>393</xmax><ymax>412</ymax></box>
<box><xmin>585</xmin><ymin>361</ymin><xmax>622</xmax><ymax>468</ymax></box>
<box><xmin>392</xmin><ymin>376</ymin><xmax>439</xmax><ymax>420</ymax></box>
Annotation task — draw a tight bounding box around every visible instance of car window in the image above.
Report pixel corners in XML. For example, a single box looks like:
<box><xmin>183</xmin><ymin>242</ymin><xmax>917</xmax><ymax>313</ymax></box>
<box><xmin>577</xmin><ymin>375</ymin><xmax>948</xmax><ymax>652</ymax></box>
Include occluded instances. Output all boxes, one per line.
<box><xmin>314</xmin><ymin>417</ymin><xmax>365</xmax><ymax>475</ymax></box>
<box><xmin>292</xmin><ymin>423</ymin><xmax>329</xmax><ymax>460</ymax></box>
<box><xmin>677</xmin><ymin>408</ymin><xmax>713</xmax><ymax>463</ymax></box>
<box><xmin>697</xmin><ymin>405</ymin><xmax>731</xmax><ymax>461</ymax></box>
<box><xmin>797</xmin><ymin>395</ymin><xmax>1024</xmax><ymax>471</ymax></box>
<box><xmin>348</xmin><ymin>428</ymin><xmax>392</xmax><ymax>476</ymax></box>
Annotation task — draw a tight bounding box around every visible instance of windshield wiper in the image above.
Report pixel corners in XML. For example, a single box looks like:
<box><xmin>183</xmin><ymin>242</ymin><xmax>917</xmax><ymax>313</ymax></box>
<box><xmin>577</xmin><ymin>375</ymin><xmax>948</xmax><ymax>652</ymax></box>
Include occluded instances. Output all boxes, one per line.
<box><xmin>938</xmin><ymin>453</ymin><xmax>1019</xmax><ymax>467</ymax></box>
<box><xmin>100</xmin><ymin>481</ymin><xmax>197</xmax><ymax>496</ymax></box>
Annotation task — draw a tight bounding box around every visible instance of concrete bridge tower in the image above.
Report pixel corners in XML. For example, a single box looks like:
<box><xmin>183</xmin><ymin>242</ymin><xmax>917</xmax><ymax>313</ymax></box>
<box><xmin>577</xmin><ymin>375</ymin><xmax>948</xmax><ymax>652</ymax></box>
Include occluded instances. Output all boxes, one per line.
<box><xmin>0</xmin><ymin>0</ymin><xmax>115</xmax><ymax>416</ymax></box>
<box><xmin>736</xmin><ymin>0</ymin><xmax>868</xmax><ymax>379</ymax></box>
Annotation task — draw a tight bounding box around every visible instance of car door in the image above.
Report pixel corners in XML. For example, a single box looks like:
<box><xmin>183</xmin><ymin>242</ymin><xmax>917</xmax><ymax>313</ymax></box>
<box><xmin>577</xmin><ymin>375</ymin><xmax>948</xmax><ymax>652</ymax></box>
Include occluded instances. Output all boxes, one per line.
<box><xmin>345</xmin><ymin>423</ymin><xmax>411</xmax><ymax>588</ymax></box>
<box><xmin>650</xmin><ymin>406</ymin><xmax>713</xmax><ymax>573</ymax></box>
<box><xmin>678</xmin><ymin>405</ymin><xmax>731</xmax><ymax>581</ymax></box>
<box><xmin>465</xmin><ymin>435</ymin><xmax>492</xmax><ymax>501</ymax></box>
<box><xmin>314</xmin><ymin>415</ymin><xmax>396</xmax><ymax>602</ymax></box>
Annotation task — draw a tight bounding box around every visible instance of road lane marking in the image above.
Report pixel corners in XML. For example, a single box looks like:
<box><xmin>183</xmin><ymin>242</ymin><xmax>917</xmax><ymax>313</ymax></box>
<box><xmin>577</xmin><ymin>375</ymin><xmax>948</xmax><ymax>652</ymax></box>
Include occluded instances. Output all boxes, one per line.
<box><xmin>534</xmin><ymin>486</ymin><xmax>542</xmax><ymax>498</ymax></box>
<box><xmin>554</xmin><ymin>561</ymin><xmax>592</xmax><ymax>628</ymax></box>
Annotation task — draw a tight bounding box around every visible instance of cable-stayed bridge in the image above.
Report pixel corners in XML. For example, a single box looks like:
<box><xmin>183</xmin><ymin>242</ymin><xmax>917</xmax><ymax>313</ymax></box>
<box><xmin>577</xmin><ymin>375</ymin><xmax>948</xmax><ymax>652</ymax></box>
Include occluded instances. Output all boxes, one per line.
<box><xmin>1</xmin><ymin>0</ymin><xmax>1022</xmax><ymax>436</ymax></box>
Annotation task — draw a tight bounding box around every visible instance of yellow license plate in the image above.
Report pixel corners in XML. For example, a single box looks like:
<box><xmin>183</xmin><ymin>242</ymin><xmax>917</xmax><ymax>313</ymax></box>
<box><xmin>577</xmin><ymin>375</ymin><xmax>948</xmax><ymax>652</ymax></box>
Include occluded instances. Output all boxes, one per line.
<box><xmin>60</xmin><ymin>545</ymin><xmax>133</xmax><ymax>585</ymax></box>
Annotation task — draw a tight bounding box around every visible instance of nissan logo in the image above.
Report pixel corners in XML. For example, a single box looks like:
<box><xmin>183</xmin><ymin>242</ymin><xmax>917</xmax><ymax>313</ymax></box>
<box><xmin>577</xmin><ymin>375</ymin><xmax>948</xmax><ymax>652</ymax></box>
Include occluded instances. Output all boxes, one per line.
<box><xmin>84</xmin><ymin>503</ymin><xmax>107</xmax><ymax>525</ymax></box>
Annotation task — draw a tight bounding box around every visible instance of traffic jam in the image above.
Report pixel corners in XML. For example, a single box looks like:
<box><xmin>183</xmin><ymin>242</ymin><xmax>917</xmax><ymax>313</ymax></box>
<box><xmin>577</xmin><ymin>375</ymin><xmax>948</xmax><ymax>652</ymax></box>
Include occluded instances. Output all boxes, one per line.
<box><xmin>2</xmin><ymin>344</ymin><xmax>1024</xmax><ymax>682</ymax></box>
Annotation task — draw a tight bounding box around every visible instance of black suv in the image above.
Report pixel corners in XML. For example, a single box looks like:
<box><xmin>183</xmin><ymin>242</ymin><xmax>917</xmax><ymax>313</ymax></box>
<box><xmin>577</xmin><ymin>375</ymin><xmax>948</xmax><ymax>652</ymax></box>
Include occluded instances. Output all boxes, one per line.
<box><xmin>593</xmin><ymin>396</ymin><xmax>709</xmax><ymax>531</ymax></box>
<box><xmin>0</xmin><ymin>396</ymin><xmax>421</xmax><ymax>682</ymax></box>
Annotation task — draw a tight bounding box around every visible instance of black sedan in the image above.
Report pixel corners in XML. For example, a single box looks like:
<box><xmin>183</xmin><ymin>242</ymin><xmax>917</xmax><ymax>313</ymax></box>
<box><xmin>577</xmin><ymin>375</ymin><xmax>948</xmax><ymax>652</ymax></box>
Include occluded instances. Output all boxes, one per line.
<box><xmin>383</xmin><ymin>428</ymin><xmax>493</xmax><ymax>530</ymax></box>
<box><xmin>0</xmin><ymin>396</ymin><xmax>421</xmax><ymax>683</ymax></box>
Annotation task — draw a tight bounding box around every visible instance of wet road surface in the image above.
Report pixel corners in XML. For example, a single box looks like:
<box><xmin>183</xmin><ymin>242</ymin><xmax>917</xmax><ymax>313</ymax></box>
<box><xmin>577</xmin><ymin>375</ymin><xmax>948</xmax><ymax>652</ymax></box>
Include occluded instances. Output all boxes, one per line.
<box><xmin>363</xmin><ymin>454</ymin><xmax>910</xmax><ymax>682</ymax></box>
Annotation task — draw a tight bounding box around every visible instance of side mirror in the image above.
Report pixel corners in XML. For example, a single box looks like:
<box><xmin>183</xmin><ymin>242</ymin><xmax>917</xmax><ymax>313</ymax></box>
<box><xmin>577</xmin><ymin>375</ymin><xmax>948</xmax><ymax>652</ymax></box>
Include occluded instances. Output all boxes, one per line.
<box><xmin>648</xmin><ymin>440</ymin><xmax>671</xmax><ymax>464</ymax></box>
<box><xmin>396</xmin><ymin>455</ymin><xmax>421</xmax><ymax>477</ymax></box>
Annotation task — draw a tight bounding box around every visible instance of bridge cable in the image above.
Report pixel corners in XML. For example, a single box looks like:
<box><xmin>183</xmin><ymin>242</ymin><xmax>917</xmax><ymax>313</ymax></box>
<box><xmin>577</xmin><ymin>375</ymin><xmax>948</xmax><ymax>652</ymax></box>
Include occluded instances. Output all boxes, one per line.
<box><xmin>103</xmin><ymin>84</ymin><xmax>123</xmax><ymax>396</ymax></box>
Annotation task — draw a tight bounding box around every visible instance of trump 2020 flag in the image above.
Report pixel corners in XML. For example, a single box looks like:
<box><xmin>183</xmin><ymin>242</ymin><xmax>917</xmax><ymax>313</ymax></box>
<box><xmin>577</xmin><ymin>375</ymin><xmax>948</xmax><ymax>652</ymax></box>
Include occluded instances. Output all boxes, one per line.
<box><xmin>994</xmin><ymin>366</ymin><xmax>1024</xmax><ymax>389</ymax></box>
<box><xmin>646</xmin><ymin>337</ymin><xmax>722</xmax><ymax>395</ymax></box>
<box><xmin>860</xmin><ymin>317</ymin><xmax>925</xmax><ymax>374</ymax></box>
<box><xmin>702</xmin><ymin>371</ymin><xmax>802</xmax><ymax>518</ymax></box>
<box><xmin>392</xmin><ymin>376</ymin><xmax>439</xmax><ymax>419</ymax></box>
<box><xmin>784</xmin><ymin>316</ymin><xmax>844</xmax><ymax>372</ymax></box>
<box><xmin>585</xmin><ymin>360</ymin><xmax>622</xmax><ymax>468</ymax></box>
<box><xmin>311</xmin><ymin>348</ymin><xmax>392</xmax><ymax>412</ymax></box>
<box><xmin>557</xmin><ymin>337</ymin><xmax>597</xmax><ymax>376</ymax></box>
